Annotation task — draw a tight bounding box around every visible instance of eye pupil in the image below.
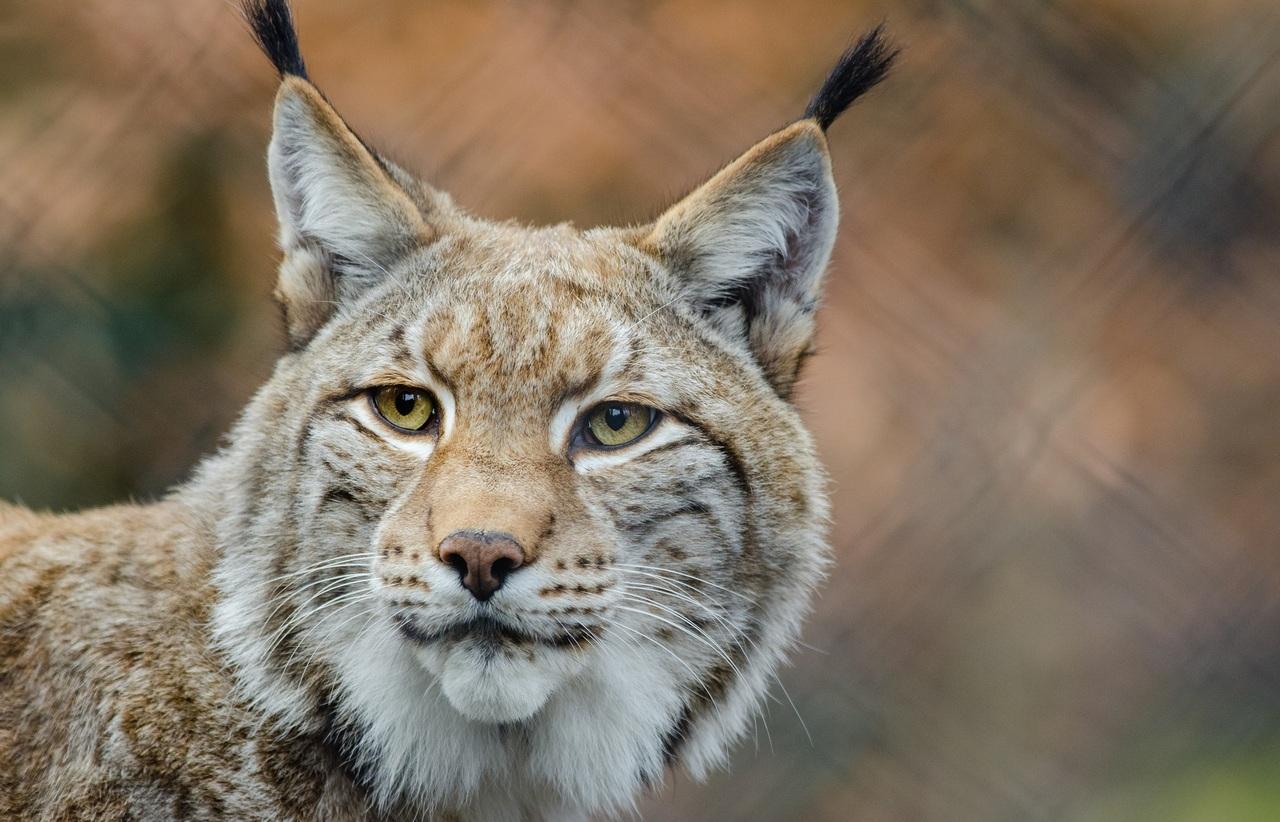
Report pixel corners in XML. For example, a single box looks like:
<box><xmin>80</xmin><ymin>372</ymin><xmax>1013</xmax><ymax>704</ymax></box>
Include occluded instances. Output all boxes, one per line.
<box><xmin>372</xmin><ymin>386</ymin><xmax>435</xmax><ymax>433</ymax></box>
<box><xmin>394</xmin><ymin>391</ymin><xmax>418</xmax><ymax>416</ymax></box>
<box><xmin>583</xmin><ymin>402</ymin><xmax>656</xmax><ymax>448</ymax></box>
<box><xmin>604</xmin><ymin>405</ymin><xmax>629</xmax><ymax>431</ymax></box>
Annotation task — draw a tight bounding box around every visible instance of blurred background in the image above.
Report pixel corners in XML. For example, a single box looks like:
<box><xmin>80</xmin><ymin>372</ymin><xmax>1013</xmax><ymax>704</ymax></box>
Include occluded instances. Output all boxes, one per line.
<box><xmin>3</xmin><ymin>1</ymin><xmax>1280</xmax><ymax>819</ymax></box>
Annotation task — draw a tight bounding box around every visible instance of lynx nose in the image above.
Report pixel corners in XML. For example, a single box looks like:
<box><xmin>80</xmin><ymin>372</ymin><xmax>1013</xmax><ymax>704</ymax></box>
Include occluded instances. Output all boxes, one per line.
<box><xmin>438</xmin><ymin>530</ymin><xmax>525</xmax><ymax>602</ymax></box>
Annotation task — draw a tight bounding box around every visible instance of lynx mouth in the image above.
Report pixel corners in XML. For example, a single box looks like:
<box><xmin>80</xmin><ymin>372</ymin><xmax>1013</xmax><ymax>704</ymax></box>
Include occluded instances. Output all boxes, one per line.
<box><xmin>393</xmin><ymin>612</ymin><xmax>599</xmax><ymax>651</ymax></box>
<box><xmin>395</xmin><ymin>612</ymin><xmax>599</xmax><ymax>723</ymax></box>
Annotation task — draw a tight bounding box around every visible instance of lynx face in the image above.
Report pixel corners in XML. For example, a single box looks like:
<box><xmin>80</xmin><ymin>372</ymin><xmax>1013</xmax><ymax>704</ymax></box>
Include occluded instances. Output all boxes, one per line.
<box><xmin>210</xmin><ymin>2</ymin><xmax>893</xmax><ymax>816</ymax></box>
<box><xmin>282</xmin><ymin>224</ymin><xmax>808</xmax><ymax>730</ymax></box>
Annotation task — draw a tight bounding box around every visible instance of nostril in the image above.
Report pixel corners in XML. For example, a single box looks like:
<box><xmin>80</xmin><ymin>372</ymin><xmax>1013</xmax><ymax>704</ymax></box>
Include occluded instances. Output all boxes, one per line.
<box><xmin>490</xmin><ymin>555</ymin><xmax>515</xmax><ymax>583</ymax></box>
<box><xmin>443</xmin><ymin>551</ymin><xmax>468</xmax><ymax>580</ymax></box>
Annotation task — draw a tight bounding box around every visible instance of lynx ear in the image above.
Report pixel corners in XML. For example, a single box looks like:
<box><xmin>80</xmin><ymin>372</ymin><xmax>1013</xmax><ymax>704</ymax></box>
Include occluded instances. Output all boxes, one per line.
<box><xmin>641</xmin><ymin>122</ymin><xmax>839</xmax><ymax>397</ymax></box>
<box><xmin>640</xmin><ymin>27</ymin><xmax>895</xmax><ymax>397</ymax></box>
<box><xmin>267</xmin><ymin>78</ymin><xmax>430</xmax><ymax>344</ymax></box>
<box><xmin>243</xmin><ymin>0</ymin><xmax>429</xmax><ymax>345</ymax></box>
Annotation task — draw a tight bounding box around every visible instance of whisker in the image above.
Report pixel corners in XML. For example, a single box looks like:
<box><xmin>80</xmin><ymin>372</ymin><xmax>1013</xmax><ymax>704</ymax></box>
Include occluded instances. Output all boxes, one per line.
<box><xmin>262</xmin><ymin>552</ymin><xmax>377</xmax><ymax>585</ymax></box>
<box><xmin>613</xmin><ymin>563</ymin><xmax>756</xmax><ymax>605</ymax></box>
<box><xmin>771</xmin><ymin>671</ymin><xmax>813</xmax><ymax>748</ymax></box>
<box><xmin>759</xmin><ymin>688</ymin><xmax>776</xmax><ymax>755</ymax></box>
<box><xmin>279</xmin><ymin>592</ymin><xmax>377</xmax><ymax>673</ymax></box>
<box><xmin>295</xmin><ymin>599</ymin><xmax>380</xmax><ymax>679</ymax></box>
<box><xmin>618</xmin><ymin>574</ymin><xmax>813</xmax><ymax>745</ymax></box>
<box><xmin>596</xmin><ymin>631</ymin><xmax>713</xmax><ymax>717</ymax></box>
<box><xmin>617</xmin><ymin>579</ymin><xmax>755</xmax><ymax>653</ymax></box>
<box><xmin>261</xmin><ymin>571</ymin><xmax>371</xmax><ymax>629</ymax></box>
<box><xmin>261</xmin><ymin>586</ymin><xmax>373</xmax><ymax>660</ymax></box>
<box><xmin>606</xmin><ymin>622</ymin><xmax>721</xmax><ymax>711</ymax></box>
<box><xmin>611</xmin><ymin>560</ymin><xmax>752</xmax><ymax>604</ymax></box>
<box><xmin>795</xmin><ymin>639</ymin><xmax>829</xmax><ymax>656</ymax></box>
<box><xmin>614</xmin><ymin>599</ymin><xmax>747</xmax><ymax>685</ymax></box>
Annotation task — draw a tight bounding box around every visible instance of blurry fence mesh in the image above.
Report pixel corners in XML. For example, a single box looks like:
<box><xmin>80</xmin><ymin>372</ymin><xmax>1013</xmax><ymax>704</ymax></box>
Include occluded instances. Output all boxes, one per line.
<box><xmin>3</xmin><ymin>1</ymin><xmax>1280</xmax><ymax>820</ymax></box>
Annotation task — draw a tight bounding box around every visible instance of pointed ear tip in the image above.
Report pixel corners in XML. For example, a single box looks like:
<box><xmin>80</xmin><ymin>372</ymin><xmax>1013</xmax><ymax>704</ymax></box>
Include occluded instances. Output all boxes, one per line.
<box><xmin>789</xmin><ymin>118</ymin><xmax>831</xmax><ymax>147</ymax></box>
<box><xmin>760</xmin><ymin>120</ymin><xmax>833</xmax><ymax>165</ymax></box>
<box><xmin>273</xmin><ymin>75</ymin><xmax>323</xmax><ymax>108</ymax></box>
<box><xmin>271</xmin><ymin>77</ymin><xmax>346</xmax><ymax>138</ymax></box>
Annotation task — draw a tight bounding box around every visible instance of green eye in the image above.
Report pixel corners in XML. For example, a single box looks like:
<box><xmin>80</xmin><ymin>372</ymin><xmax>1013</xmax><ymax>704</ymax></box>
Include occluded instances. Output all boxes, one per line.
<box><xmin>583</xmin><ymin>402</ymin><xmax>657</xmax><ymax>448</ymax></box>
<box><xmin>372</xmin><ymin>386</ymin><xmax>436</xmax><ymax>432</ymax></box>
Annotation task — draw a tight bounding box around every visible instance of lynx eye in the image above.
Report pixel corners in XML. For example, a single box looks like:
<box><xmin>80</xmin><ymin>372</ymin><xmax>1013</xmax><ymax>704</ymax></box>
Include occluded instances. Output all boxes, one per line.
<box><xmin>371</xmin><ymin>386</ymin><xmax>436</xmax><ymax>433</ymax></box>
<box><xmin>582</xmin><ymin>402</ymin><xmax>657</xmax><ymax>448</ymax></box>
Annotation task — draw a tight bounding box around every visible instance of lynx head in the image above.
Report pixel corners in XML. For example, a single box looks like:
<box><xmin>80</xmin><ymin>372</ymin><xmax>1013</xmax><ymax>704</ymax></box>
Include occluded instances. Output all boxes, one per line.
<box><xmin>211</xmin><ymin>1</ymin><xmax>894</xmax><ymax>816</ymax></box>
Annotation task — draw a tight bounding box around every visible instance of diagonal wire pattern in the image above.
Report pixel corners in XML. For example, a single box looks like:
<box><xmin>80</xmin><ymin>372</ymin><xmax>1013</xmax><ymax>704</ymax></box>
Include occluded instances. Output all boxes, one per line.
<box><xmin>1</xmin><ymin>1</ymin><xmax>1279</xmax><ymax>820</ymax></box>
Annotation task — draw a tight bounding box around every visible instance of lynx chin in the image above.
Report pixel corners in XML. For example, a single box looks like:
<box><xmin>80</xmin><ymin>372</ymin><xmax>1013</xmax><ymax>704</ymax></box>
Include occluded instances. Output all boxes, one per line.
<box><xmin>0</xmin><ymin>1</ymin><xmax>895</xmax><ymax>818</ymax></box>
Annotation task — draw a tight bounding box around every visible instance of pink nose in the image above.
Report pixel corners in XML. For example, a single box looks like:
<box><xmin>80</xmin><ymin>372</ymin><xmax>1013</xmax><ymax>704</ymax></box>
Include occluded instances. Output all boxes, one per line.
<box><xmin>438</xmin><ymin>530</ymin><xmax>525</xmax><ymax>601</ymax></box>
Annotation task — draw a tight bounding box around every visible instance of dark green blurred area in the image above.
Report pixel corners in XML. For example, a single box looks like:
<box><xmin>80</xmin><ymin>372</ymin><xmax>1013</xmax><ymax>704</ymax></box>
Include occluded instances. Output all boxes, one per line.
<box><xmin>2</xmin><ymin>1</ymin><xmax>1279</xmax><ymax>820</ymax></box>
<box><xmin>1</xmin><ymin>136</ymin><xmax>256</xmax><ymax>508</ymax></box>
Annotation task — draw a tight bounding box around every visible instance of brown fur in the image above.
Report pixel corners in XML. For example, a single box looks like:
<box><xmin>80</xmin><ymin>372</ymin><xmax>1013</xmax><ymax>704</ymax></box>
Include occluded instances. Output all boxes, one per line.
<box><xmin>0</xmin><ymin>503</ymin><xmax>359</xmax><ymax>818</ymax></box>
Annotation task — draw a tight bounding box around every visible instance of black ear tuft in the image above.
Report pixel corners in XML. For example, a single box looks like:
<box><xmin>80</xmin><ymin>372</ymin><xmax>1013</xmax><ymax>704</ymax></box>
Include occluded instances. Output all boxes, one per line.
<box><xmin>803</xmin><ymin>24</ymin><xmax>898</xmax><ymax>131</ymax></box>
<box><xmin>242</xmin><ymin>0</ymin><xmax>308</xmax><ymax>80</ymax></box>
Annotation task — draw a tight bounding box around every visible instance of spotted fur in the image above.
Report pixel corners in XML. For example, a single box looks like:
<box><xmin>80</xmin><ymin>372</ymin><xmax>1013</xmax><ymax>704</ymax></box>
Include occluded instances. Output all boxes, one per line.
<box><xmin>0</xmin><ymin>2</ymin><xmax>893</xmax><ymax>818</ymax></box>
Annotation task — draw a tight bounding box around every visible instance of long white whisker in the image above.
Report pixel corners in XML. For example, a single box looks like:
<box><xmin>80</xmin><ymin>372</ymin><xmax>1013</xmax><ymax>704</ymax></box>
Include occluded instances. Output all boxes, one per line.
<box><xmin>607</xmin><ymin>622</ymin><xmax>720</xmax><ymax>711</ymax></box>
<box><xmin>262</xmin><ymin>553</ymin><xmax>377</xmax><ymax>586</ymax></box>
<box><xmin>295</xmin><ymin>600</ymin><xmax>380</xmax><ymax>679</ymax></box>
<box><xmin>618</xmin><ymin>579</ymin><xmax>752</xmax><ymax>651</ymax></box>
<box><xmin>614</xmin><ymin>600</ymin><xmax>746</xmax><ymax>685</ymax></box>
<box><xmin>596</xmin><ymin>630</ymin><xmax>714</xmax><ymax>717</ymax></box>
<box><xmin>771</xmin><ymin>671</ymin><xmax>813</xmax><ymax>748</ymax></box>
<box><xmin>795</xmin><ymin>639</ymin><xmax>829</xmax><ymax>655</ymax></box>
<box><xmin>617</xmin><ymin>574</ymin><xmax>813</xmax><ymax>745</ymax></box>
<box><xmin>261</xmin><ymin>571</ymin><xmax>371</xmax><ymax>630</ymax></box>
<box><xmin>613</xmin><ymin>563</ymin><xmax>756</xmax><ymax>604</ymax></box>
<box><xmin>261</xmin><ymin>586</ymin><xmax>373</xmax><ymax>660</ymax></box>
<box><xmin>279</xmin><ymin>592</ymin><xmax>376</xmax><ymax>672</ymax></box>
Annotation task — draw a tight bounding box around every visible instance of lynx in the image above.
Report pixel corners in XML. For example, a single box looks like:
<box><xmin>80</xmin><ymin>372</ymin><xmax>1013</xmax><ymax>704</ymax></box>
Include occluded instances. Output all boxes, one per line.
<box><xmin>0</xmin><ymin>1</ymin><xmax>894</xmax><ymax>818</ymax></box>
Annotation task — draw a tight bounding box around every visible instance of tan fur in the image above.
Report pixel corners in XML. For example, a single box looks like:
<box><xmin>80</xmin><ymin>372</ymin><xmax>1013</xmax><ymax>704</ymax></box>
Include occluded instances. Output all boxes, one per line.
<box><xmin>1</xmin><ymin>56</ymin><xmax>847</xmax><ymax>821</ymax></box>
<box><xmin>0</xmin><ymin>502</ymin><xmax>375</xmax><ymax>819</ymax></box>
